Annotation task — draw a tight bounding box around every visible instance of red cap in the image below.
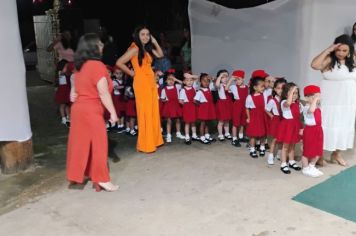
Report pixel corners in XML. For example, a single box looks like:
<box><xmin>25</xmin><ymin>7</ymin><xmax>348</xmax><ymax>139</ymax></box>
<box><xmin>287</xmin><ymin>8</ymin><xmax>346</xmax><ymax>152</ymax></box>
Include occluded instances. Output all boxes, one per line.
<box><xmin>232</xmin><ymin>70</ymin><xmax>245</xmax><ymax>78</ymax></box>
<box><xmin>304</xmin><ymin>85</ymin><xmax>321</xmax><ymax>96</ymax></box>
<box><xmin>251</xmin><ymin>69</ymin><xmax>268</xmax><ymax>78</ymax></box>
<box><xmin>167</xmin><ymin>68</ymin><xmax>176</xmax><ymax>74</ymax></box>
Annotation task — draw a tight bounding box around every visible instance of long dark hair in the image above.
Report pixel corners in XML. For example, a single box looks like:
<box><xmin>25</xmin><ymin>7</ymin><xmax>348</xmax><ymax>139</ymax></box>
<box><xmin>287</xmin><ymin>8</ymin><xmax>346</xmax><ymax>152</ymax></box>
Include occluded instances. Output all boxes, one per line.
<box><xmin>249</xmin><ymin>77</ymin><xmax>264</xmax><ymax>94</ymax></box>
<box><xmin>272</xmin><ymin>77</ymin><xmax>287</xmax><ymax>97</ymax></box>
<box><xmin>74</xmin><ymin>33</ymin><xmax>102</xmax><ymax>71</ymax></box>
<box><xmin>281</xmin><ymin>82</ymin><xmax>299</xmax><ymax>101</ymax></box>
<box><xmin>329</xmin><ymin>34</ymin><xmax>355</xmax><ymax>72</ymax></box>
<box><xmin>351</xmin><ymin>22</ymin><xmax>356</xmax><ymax>43</ymax></box>
<box><xmin>216</xmin><ymin>69</ymin><xmax>228</xmax><ymax>78</ymax></box>
<box><xmin>133</xmin><ymin>25</ymin><xmax>155</xmax><ymax>67</ymax></box>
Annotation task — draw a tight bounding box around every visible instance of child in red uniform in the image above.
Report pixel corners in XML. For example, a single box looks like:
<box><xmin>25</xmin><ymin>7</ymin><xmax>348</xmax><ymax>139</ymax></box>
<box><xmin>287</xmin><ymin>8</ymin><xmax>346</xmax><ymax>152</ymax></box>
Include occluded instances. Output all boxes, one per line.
<box><xmin>265</xmin><ymin>78</ymin><xmax>286</xmax><ymax>165</ymax></box>
<box><xmin>276</xmin><ymin>82</ymin><xmax>303</xmax><ymax>174</ymax></box>
<box><xmin>215</xmin><ymin>69</ymin><xmax>233</xmax><ymax>141</ymax></box>
<box><xmin>301</xmin><ymin>85</ymin><xmax>324</xmax><ymax>177</ymax></box>
<box><xmin>179</xmin><ymin>73</ymin><xmax>199</xmax><ymax>144</ymax></box>
<box><xmin>194</xmin><ymin>73</ymin><xmax>216</xmax><ymax>144</ymax></box>
<box><xmin>227</xmin><ymin>69</ymin><xmax>248</xmax><ymax>147</ymax></box>
<box><xmin>246</xmin><ymin>77</ymin><xmax>268</xmax><ymax>158</ymax></box>
<box><xmin>124</xmin><ymin>77</ymin><xmax>137</xmax><ymax>136</ymax></box>
<box><xmin>161</xmin><ymin>69</ymin><xmax>184</xmax><ymax>143</ymax></box>
<box><xmin>111</xmin><ymin>67</ymin><xmax>126</xmax><ymax>133</ymax></box>
<box><xmin>55</xmin><ymin>59</ymin><xmax>73</xmax><ymax>127</ymax></box>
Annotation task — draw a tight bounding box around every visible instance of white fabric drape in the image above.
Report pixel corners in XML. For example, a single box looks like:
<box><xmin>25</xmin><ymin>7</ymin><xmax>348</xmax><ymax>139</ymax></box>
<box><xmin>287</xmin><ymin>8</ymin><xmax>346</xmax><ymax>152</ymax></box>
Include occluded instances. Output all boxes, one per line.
<box><xmin>0</xmin><ymin>0</ymin><xmax>32</xmax><ymax>141</ymax></box>
<box><xmin>189</xmin><ymin>0</ymin><xmax>356</xmax><ymax>90</ymax></box>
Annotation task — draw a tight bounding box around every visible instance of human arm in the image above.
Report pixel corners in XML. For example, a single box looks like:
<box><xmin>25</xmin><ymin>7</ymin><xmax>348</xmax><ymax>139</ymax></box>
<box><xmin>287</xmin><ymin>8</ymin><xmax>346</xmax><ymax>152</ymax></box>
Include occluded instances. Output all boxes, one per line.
<box><xmin>310</xmin><ymin>44</ymin><xmax>340</xmax><ymax>71</ymax></box>
<box><xmin>97</xmin><ymin>78</ymin><xmax>118</xmax><ymax>124</ymax></box>
<box><xmin>226</xmin><ymin>77</ymin><xmax>235</xmax><ymax>89</ymax></box>
<box><xmin>246</xmin><ymin>109</ymin><xmax>250</xmax><ymax>124</ymax></box>
<box><xmin>70</xmin><ymin>85</ymin><xmax>77</xmax><ymax>103</ymax></box>
<box><xmin>151</xmin><ymin>36</ymin><xmax>164</xmax><ymax>58</ymax></box>
<box><xmin>47</xmin><ymin>36</ymin><xmax>61</xmax><ymax>52</ymax></box>
<box><xmin>283</xmin><ymin>86</ymin><xmax>297</xmax><ymax>108</ymax></box>
<box><xmin>307</xmin><ymin>93</ymin><xmax>320</xmax><ymax>113</ymax></box>
<box><xmin>115</xmin><ymin>47</ymin><xmax>137</xmax><ymax>77</ymax></box>
<box><xmin>215</xmin><ymin>73</ymin><xmax>223</xmax><ymax>89</ymax></box>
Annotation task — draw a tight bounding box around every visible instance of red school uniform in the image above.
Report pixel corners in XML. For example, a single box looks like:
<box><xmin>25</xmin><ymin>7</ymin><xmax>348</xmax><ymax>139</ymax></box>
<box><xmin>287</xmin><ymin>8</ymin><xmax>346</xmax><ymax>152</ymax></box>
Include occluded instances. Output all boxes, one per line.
<box><xmin>265</xmin><ymin>96</ymin><xmax>281</xmax><ymax>138</ymax></box>
<box><xmin>276</xmin><ymin>101</ymin><xmax>302</xmax><ymax>144</ymax></box>
<box><xmin>179</xmin><ymin>86</ymin><xmax>197</xmax><ymax>123</ymax></box>
<box><xmin>112</xmin><ymin>78</ymin><xmax>125</xmax><ymax>117</ymax></box>
<box><xmin>302</xmin><ymin>106</ymin><xmax>323</xmax><ymax>158</ymax></box>
<box><xmin>215</xmin><ymin>85</ymin><xmax>232</xmax><ymax>121</ymax></box>
<box><xmin>245</xmin><ymin>93</ymin><xmax>268</xmax><ymax>138</ymax></box>
<box><xmin>125</xmin><ymin>87</ymin><xmax>136</xmax><ymax>117</ymax></box>
<box><xmin>55</xmin><ymin>74</ymin><xmax>71</xmax><ymax>104</ymax></box>
<box><xmin>161</xmin><ymin>85</ymin><xmax>182</xmax><ymax>118</ymax></box>
<box><xmin>194</xmin><ymin>88</ymin><xmax>216</xmax><ymax>121</ymax></box>
<box><xmin>230</xmin><ymin>84</ymin><xmax>248</xmax><ymax>127</ymax></box>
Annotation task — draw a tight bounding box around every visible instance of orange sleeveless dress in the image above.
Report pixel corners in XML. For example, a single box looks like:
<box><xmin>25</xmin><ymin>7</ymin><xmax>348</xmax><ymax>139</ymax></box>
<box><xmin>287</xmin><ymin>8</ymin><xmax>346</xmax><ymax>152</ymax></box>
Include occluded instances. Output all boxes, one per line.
<box><xmin>129</xmin><ymin>43</ymin><xmax>164</xmax><ymax>153</ymax></box>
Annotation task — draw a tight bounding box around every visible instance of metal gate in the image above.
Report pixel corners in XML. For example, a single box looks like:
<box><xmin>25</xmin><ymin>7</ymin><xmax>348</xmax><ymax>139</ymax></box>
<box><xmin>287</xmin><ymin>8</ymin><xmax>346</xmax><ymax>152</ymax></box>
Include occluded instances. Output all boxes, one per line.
<box><xmin>33</xmin><ymin>15</ymin><xmax>55</xmax><ymax>83</ymax></box>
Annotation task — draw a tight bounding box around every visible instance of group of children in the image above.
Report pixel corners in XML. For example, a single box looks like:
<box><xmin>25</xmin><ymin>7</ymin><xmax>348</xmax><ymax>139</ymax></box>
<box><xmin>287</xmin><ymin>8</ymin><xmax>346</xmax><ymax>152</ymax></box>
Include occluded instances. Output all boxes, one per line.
<box><xmin>54</xmin><ymin>60</ymin><xmax>324</xmax><ymax>177</ymax></box>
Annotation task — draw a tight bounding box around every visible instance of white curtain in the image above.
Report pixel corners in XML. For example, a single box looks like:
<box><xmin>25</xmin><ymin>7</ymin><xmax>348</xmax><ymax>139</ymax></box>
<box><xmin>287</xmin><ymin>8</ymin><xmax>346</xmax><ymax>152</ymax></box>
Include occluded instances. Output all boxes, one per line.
<box><xmin>0</xmin><ymin>0</ymin><xmax>32</xmax><ymax>141</ymax></box>
<box><xmin>189</xmin><ymin>0</ymin><xmax>356</xmax><ymax>89</ymax></box>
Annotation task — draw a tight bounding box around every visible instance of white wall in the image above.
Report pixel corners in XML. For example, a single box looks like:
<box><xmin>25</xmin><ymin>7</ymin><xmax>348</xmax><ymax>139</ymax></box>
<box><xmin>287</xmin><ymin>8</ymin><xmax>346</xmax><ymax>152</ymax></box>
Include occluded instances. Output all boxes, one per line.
<box><xmin>189</xmin><ymin>0</ymin><xmax>356</xmax><ymax>89</ymax></box>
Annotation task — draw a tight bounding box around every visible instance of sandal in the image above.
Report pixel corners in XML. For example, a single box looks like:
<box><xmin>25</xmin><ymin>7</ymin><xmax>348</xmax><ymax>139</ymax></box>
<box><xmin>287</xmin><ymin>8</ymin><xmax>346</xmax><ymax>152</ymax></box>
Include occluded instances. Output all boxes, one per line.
<box><xmin>289</xmin><ymin>162</ymin><xmax>302</xmax><ymax>171</ymax></box>
<box><xmin>280</xmin><ymin>166</ymin><xmax>291</xmax><ymax>174</ymax></box>
<box><xmin>93</xmin><ymin>182</ymin><xmax>119</xmax><ymax>192</ymax></box>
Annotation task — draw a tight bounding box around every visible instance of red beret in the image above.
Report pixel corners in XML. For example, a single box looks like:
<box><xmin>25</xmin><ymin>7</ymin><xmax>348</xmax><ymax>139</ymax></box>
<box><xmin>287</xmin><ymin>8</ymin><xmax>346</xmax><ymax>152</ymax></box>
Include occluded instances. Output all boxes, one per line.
<box><xmin>251</xmin><ymin>69</ymin><xmax>268</xmax><ymax>78</ymax></box>
<box><xmin>232</xmin><ymin>70</ymin><xmax>245</xmax><ymax>78</ymax></box>
<box><xmin>304</xmin><ymin>85</ymin><xmax>321</xmax><ymax>96</ymax></box>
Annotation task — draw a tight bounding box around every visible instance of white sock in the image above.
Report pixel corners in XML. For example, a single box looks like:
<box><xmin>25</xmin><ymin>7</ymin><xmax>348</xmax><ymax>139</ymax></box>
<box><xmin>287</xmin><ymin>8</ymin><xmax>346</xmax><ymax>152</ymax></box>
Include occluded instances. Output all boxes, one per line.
<box><xmin>166</xmin><ymin>133</ymin><xmax>172</xmax><ymax>137</ymax></box>
<box><xmin>238</xmin><ymin>133</ymin><xmax>243</xmax><ymax>139</ymax></box>
<box><xmin>249</xmin><ymin>147</ymin><xmax>255</xmax><ymax>152</ymax></box>
<box><xmin>281</xmin><ymin>162</ymin><xmax>287</xmax><ymax>167</ymax></box>
<box><xmin>289</xmin><ymin>160</ymin><xmax>296</xmax><ymax>165</ymax></box>
<box><xmin>232</xmin><ymin>137</ymin><xmax>237</xmax><ymax>141</ymax></box>
<box><xmin>176</xmin><ymin>132</ymin><xmax>182</xmax><ymax>136</ymax></box>
<box><xmin>268</xmin><ymin>153</ymin><xmax>274</xmax><ymax>158</ymax></box>
<box><xmin>260</xmin><ymin>145</ymin><xmax>266</xmax><ymax>151</ymax></box>
<box><xmin>192</xmin><ymin>133</ymin><xmax>198</xmax><ymax>138</ymax></box>
<box><xmin>205</xmin><ymin>133</ymin><xmax>210</xmax><ymax>139</ymax></box>
<box><xmin>256</xmin><ymin>140</ymin><xmax>261</xmax><ymax>145</ymax></box>
<box><xmin>185</xmin><ymin>134</ymin><xmax>190</xmax><ymax>139</ymax></box>
<box><xmin>61</xmin><ymin>117</ymin><xmax>67</xmax><ymax>123</ymax></box>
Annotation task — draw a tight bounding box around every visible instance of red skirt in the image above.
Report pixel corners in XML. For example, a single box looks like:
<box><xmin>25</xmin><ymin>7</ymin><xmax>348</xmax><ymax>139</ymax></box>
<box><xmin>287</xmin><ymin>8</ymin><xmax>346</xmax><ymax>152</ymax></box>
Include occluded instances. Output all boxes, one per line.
<box><xmin>216</xmin><ymin>99</ymin><xmax>232</xmax><ymax>121</ymax></box>
<box><xmin>162</xmin><ymin>101</ymin><xmax>182</xmax><ymax>118</ymax></box>
<box><xmin>232</xmin><ymin>100</ymin><xmax>247</xmax><ymax>127</ymax></box>
<box><xmin>303</xmin><ymin>125</ymin><xmax>323</xmax><ymax>159</ymax></box>
<box><xmin>126</xmin><ymin>99</ymin><xmax>137</xmax><ymax>117</ymax></box>
<box><xmin>268</xmin><ymin>115</ymin><xmax>281</xmax><ymax>138</ymax></box>
<box><xmin>112</xmin><ymin>95</ymin><xmax>124</xmax><ymax>117</ymax></box>
<box><xmin>246</xmin><ymin>109</ymin><xmax>267</xmax><ymax>138</ymax></box>
<box><xmin>182</xmin><ymin>102</ymin><xmax>197</xmax><ymax>123</ymax></box>
<box><xmin>55</xmin><ymin>85</ymin><xmax>70</xmax><ymax>104</ymax></box>
<box><xmin>276</xmin><ymin>119</ymin><xmax>301</xmax><ymax>144</ymax></box>
<box><xmin>197</xmin><ymin>102</ymin><xmax>216</xmax><ymax>121</ymax></box>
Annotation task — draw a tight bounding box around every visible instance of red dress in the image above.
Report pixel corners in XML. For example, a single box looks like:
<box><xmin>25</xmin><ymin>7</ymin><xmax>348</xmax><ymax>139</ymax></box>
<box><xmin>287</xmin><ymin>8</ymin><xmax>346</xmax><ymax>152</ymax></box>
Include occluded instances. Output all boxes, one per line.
<box><xmin>67</xmin><ymin>60</ymin><xmax>112</xmax><ymax>183</ymax></box>
<box><xmin>303</xmin><ymin>108</ymin><xmax>323</xmax><ymax>158</ymax></box>
<box><xmin>267</xmin><ymin>97</ymin><xmax>281</xmax><ymax>138</ymax></box>
<box><xmin>276</xmin><ymin>101</ymin><xmax>302</xmax><ymax>144</ymax></box>
<box><xmin>232</xmin><ymin>86</ymin><xmax>248</xmax><ymax>127</ymax></box>
<box><xmin>125</xmin><ymin>87</ymin><xmax>137</xmax><ymax>117</ymax></box>
<box><xmin>161</xmin><ymin>86</ymin><xmax>182</xmax><ymax>118</ymax></box>
<box><xmin>216</xmin><ymin>85</ymin><xmax>232</xmax><ymax>121</ymax></box>
<box><xmin>196</xmin><ymin>89</ymin><xmax>216</xmax><ymax>121</ymax></box>
<box><xmin>55</xmin><ymin>74</ymin><xmax>71</xmax><ymax>104</ymax></box>
<box><xmin>112</xmin><ymin>78</ymin><xmax>124</xmax><ymax>117</ymax></box>
<box><xmin>181</xmin><ymin>87</ymin><xmax>197</xmax><ymax>123</ymax></box>
<box><xmin>246</xmin><ymin>94</ymin><xmax>268</xmax><ymax>137</ymax></box>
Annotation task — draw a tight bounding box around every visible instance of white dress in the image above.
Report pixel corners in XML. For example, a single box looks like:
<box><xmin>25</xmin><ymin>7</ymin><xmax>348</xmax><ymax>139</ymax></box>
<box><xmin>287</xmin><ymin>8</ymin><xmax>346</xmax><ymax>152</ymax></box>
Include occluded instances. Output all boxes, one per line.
<box><xmin>321</xmin><ymin>64</ymin><xmax>356</xmax><ymax>151</ymax></box>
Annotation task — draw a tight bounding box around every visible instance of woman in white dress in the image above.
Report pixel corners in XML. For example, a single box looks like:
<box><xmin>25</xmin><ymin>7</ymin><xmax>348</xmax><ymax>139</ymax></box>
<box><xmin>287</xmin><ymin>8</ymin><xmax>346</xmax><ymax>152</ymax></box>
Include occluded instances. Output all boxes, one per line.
<box><xmin>311</xmin><ymin>34</ymin><xmax>356</xmax><ymax>166</ymax></box>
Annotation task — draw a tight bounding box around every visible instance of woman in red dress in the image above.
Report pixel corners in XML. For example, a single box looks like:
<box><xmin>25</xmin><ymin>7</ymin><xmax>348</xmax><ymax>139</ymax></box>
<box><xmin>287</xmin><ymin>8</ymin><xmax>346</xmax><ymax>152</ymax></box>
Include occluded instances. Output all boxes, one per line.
<box><xmin>66</xmin><ymin>33</ymin><xmax>119</xmax><ymax>192</ymax></box>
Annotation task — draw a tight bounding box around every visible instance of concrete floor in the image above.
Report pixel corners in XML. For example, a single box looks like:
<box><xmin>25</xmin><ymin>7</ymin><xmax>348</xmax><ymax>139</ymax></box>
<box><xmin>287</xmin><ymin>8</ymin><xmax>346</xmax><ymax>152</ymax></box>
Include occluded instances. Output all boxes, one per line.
<box><xmin>0</xmin><ymin>71</ymin><xmax>355</xmax><ymax>235</ymax></box>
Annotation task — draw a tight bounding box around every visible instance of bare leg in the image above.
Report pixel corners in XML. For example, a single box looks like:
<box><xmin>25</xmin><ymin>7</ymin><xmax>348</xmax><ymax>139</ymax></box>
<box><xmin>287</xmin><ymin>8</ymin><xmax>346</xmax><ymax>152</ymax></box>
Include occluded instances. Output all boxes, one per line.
<box><xmin>232</xmin><ymin>126</ymin><xmax>238</xmax><ymax>139</ymax></box>
<box><xmin>166</xmin><ymin>118</ymin><xmax>172</xmax><ymax>135</ymax></box>
<box><xmin>223</xmin><ymin>122</ymin><xmax>230</xmax><ymax>135</ymax></box>
<box><xmin>217</xmin><ymin>121</ymin><xmax>223</xmax><ymax>136</ymax></box>
<box><xmin>185</xmin><ymin>123</ymin><xmax>190</xmax><ymax>137</ymax></box>
<box><xmin>331</xmin><ymin>150</ymin><xmax>346</xmax><ymax>166</ymax></box>
<box><xmin>175</xmin><ymin>118</ymin><xmax>182</xmax><ymax>134</ymax></box>
<box><xmin>200</xmin><ymin>121</ymin><xmax>205</xmax><ymax>137</ymax></box>
<box><xmin>59</xmin><ymin>104</ymin><xmax>66</xmax><ymax>118</ymax></box>
<box><xmin>191</xmin><ymin>124</ymin><xmax>197</xmax><ymax>137</ymax></box>
<box><xmin>288</xmin><ymin>144</ymin><xmax>296</xmax><ymax>161</ymax></box>
<box><xmin>281</xmin><ymin>143</ymin><xmax>290</xmax><ymax>164</ymax></box>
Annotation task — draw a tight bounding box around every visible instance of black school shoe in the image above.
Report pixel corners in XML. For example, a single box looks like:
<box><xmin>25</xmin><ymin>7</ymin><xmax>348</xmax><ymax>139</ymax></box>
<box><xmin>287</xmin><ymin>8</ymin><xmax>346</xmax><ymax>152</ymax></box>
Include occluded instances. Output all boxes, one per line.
<box><xmin>249</xmin><ymin>150</ymin><xmax>258</xmax><ymax>158</ymax></box>
<box><xmin>231</xmin><ymin>139</ymin><xmax>241</xmax><ymax>147</ymax></box>
<box><xmin>185</xmin><ymin>138</ymin><xmax>192</xmax><ymax>145</ymax></box>
<box><xmin>191</xmin><ymin>136</ymin><xmax>200</xmax><ymax>142</ymax></box>
<box><xmin>289</xmin><ymin>162</ymin><xmax>302</xmax><ymax>171</ymax></box>
<box><xmin>280</xmin><ymin>165</ymin><xmax>291</xmax><ymax>174</ymax></box>
<box><xmin>259</xmin><ymin>149</ymin><xmax>266</xmax><ymax>157</ymax></box>
<box><xmin>239</xmin><ymin>137</ymin><xmax>249</xmax><ymax>143</ymax></box>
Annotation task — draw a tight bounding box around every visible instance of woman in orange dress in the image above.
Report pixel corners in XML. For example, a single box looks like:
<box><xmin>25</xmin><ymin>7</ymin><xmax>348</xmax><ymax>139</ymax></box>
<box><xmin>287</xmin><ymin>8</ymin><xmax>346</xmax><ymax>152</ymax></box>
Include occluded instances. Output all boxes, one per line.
<box><xmin>67</xmin><ymin>33</ymin><xmax>119</xmax><ymax>192</ymax></box>
<box><xmin>116</xmin><ymin>26</ymin><xmax>164</xmax><ymax>153</ymax></box>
